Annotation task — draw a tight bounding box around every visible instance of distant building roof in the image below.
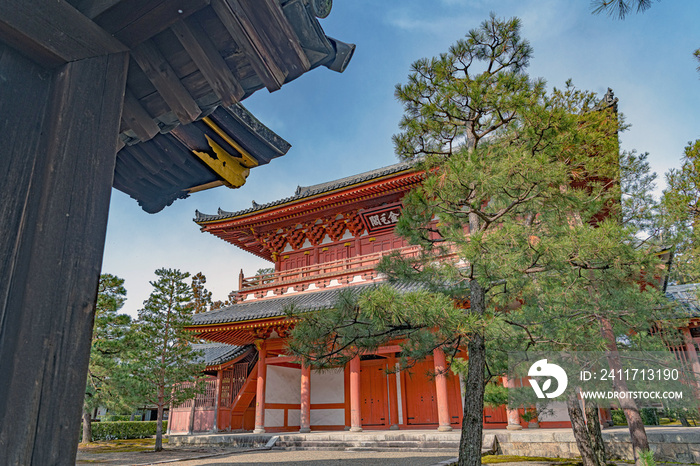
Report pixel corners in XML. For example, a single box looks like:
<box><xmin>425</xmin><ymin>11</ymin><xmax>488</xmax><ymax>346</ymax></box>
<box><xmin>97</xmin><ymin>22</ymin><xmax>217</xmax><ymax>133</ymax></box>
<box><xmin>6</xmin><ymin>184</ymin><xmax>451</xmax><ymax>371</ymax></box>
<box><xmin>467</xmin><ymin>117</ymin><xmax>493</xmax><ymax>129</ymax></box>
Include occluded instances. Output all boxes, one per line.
<box><xmin>665</xmin><ymin>283</ymin><xmax>700</xmax><ymax>318</ymax></box>
<box><xmin>194</xmin><ymin>159</ymin><xmax>417</xmax><ymax>223</ymax></box>
<box><xmin>192</xmin><ymin>342</ymin><xmax>249</xmax><ymax>366</ymax></box>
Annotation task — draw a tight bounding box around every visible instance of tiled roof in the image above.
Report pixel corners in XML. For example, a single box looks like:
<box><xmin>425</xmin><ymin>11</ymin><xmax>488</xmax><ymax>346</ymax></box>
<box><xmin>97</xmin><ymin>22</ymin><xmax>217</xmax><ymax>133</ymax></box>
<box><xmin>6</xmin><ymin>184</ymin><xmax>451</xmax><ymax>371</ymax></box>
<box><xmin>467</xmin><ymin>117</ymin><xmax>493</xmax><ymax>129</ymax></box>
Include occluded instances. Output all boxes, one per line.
<box><xmin>194</xmin><ymin>159</ymin><xmax>417</xmax><ymax>223</ymax></box>
<box><xmin>190</xmin><ymin>281</ymin><xmax>423</xmax><ymax>326</ymax></box>
<box><xmin>666</xmin><ymin>283</ymin><xmax>700</xmax><ymax>318</ymax></box>
<box><xmin>192</xmin><ymin>343</ymin><xmax>249</xmax><ymax>366</ymax></box>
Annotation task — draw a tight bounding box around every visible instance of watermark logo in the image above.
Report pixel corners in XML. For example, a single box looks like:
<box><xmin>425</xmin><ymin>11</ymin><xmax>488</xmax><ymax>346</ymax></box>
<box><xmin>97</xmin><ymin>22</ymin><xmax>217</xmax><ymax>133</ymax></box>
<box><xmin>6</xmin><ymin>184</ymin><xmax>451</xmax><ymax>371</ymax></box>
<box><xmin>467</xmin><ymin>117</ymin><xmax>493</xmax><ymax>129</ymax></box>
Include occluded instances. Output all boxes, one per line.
<box><xmin>528</xmin><ymin>359</ymin><xmax>568</xmax><ymax>399</ymax></box>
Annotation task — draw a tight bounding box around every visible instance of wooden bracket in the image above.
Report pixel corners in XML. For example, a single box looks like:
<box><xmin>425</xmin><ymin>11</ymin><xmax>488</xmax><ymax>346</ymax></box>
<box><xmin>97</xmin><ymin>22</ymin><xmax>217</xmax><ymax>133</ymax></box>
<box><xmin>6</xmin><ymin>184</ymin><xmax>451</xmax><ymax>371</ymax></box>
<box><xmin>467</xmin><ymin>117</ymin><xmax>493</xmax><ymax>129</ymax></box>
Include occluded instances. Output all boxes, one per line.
<box><xmin>192</xmin><ymin>135</ymin><xmax>257</xmax><ymax>188</ymax></box>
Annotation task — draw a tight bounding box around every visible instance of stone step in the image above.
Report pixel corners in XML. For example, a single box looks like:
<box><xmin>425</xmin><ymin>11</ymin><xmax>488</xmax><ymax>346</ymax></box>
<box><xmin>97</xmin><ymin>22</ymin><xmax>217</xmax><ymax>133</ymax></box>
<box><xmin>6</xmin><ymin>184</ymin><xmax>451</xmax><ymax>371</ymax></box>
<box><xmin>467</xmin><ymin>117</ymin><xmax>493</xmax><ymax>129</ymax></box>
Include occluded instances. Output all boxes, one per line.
<box><xmin>276</xmin><ymin>441</ymin><xmax>461</xmax><ymax>450</ymax></box>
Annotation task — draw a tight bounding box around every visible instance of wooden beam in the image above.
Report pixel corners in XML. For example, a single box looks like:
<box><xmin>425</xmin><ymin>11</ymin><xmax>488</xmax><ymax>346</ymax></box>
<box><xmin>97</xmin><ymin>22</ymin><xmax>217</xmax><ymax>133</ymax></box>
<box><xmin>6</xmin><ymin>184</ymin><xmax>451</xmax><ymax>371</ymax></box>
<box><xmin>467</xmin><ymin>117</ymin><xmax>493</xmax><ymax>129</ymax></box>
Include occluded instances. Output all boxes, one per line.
<box><xmin>93</xmin><ymin>0</ymin><xmax>210</xmax><ymax>48</ymax></box>
<box><xmin>67</xmin><ymin>0</ymin><xmax>122</xmax><ymax>19</ymax></box>
<box><xmin>121</xmin><ymin>89</ymin><xmax>161</xmax><ymax>142</ymax></box>
<box><xmin>131</xmin><ymin>40</ymin><xmax>201</xmax><ymax>125</ymax></box>
<box><xmin>0</xmin><ymin>43</ymin><xmax>128</xmax><ymax>464</ymax></box>
<box><xmin>241</xmin><ymin>0</ymin><xmax>310</xmax><ymax>80</ymax></box>
<box><xmin>0</xmin><ymin>0</ymin><xmax>127</xmax><ymax>68</ymax></box>
<box><xmin>211</xmin><ymin>0</ymin><xmax>285</xmax><ymax>92</ymax></box>
<box><xmin>171</xmin><ymin>17</ymin><xmax>244</xmax><ymax>107</ymax></box>
<box><xmin>265</xmin><ymin>355</ymin><xmax>298</xmax><ymax>365</ymax></box>
<box><xmin>375</xmin><ymin>345</ymin><xmax>403</xmax><ymax>354</ymax></box>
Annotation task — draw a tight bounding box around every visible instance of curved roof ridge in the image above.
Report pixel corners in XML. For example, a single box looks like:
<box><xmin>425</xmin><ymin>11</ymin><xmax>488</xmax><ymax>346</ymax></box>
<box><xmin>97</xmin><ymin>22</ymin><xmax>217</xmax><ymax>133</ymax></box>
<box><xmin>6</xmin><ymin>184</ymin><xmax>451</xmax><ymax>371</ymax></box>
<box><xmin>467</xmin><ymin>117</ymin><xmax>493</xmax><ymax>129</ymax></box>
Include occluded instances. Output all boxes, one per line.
<box><xmin>194</xmin><ymin>159</ymin><xmax>417</xmax><ymax>223</ymax></box>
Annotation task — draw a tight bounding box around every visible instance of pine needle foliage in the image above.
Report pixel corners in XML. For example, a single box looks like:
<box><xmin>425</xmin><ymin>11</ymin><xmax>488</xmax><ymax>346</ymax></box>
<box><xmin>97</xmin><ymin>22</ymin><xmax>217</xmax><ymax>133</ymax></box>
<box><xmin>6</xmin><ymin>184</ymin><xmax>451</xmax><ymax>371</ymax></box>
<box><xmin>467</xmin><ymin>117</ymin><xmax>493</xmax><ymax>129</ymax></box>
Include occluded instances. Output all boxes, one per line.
<box><xmin>83</xmin><ymin>274</ymin><xmax>132</xmax><ymax>442</ymax></box>
<box><xmin>288</xmin><ymin>14</ymin><xmax>666</xmax><ymax>466</ymax></box>
<box><xmin>661</xmin><ymin>140</ymin><xmax>700</xmax><ymax>283</ymax></box>
<box><xmin>129</xmin><ymin>268</ymin><xmax>204</xmax><ymax>452</ymax></box>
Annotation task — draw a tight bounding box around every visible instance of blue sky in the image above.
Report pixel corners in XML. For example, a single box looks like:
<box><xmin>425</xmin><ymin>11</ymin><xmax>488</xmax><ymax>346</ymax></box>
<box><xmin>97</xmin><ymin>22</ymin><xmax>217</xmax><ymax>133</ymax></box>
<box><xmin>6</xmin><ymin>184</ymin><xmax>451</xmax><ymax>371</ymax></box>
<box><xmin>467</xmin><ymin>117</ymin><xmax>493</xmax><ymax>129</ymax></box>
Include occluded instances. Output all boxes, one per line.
<box><xmin>102</xmin><ymin>0</ymin><xmax>700</xmax><ymax>317</ymax></box>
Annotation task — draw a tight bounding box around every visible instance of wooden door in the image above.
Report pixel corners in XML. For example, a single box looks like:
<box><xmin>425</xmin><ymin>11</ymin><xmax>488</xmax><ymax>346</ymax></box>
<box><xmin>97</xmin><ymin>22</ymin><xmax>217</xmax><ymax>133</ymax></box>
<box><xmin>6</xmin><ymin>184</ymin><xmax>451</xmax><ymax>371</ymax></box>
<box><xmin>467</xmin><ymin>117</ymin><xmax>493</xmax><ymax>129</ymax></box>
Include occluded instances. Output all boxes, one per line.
<box><xmin>360</xmin><ymin>360</ymin><xmax>388</xmax><ymax>426</ymax></box>
<box><xmin>404</xmin><ymin>359</ymin><xmax>439</xmax><ymax>425</ymax></box>
<box><xmin>483</xmin><ymin>404</ymin><xmax>508</xmax><ymax>425</ymax></box>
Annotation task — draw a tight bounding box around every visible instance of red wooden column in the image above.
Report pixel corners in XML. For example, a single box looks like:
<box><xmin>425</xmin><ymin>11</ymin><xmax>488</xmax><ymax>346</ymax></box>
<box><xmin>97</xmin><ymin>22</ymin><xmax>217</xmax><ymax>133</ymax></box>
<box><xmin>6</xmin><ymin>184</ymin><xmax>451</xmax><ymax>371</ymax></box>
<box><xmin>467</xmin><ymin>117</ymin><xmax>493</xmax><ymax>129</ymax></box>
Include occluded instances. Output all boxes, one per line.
<box><xmin>682</xmin><ymin>327</ymin><xmax>700</xmax><ymax>390</ymax></box>
<box><xmin>300</xmin><ymin>363</ymin><xmax>311</xmax><ymax>433</ymax></box>
<box><xmin>349</xmin><ymin>356</ymin><xmax>362</xmax><ymax>432</ymax></box>
<box><xmin>502</xmin><ymin>376</ymin><xmax>523</xmax><ymax>430</ymax></box>
<box><xmin>433</xmin><ymin>348</ymin><xmax>453</xmax><ymax>432</ymax></box>
<box><xmin>254</xmin><ymin>340</ymin><xmax>267</xmax><ymax>433</ymax></box>
<box><xmin>213</xmin><ymin>371</ymin><xmax>223</xmax><ymax>433</ymax></box>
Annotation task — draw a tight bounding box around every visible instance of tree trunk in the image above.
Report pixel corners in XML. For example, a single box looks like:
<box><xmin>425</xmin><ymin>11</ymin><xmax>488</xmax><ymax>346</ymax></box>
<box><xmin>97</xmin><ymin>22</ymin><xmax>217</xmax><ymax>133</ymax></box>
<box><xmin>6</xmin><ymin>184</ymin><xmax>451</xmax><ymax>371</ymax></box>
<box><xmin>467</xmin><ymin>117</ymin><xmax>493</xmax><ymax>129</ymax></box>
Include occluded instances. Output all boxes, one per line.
<box><xmin>81</xmin><ymin>407</ymin><xmax>92</xmax><ymax>444</ymax></box>
<box><xmin>600</xmin><ymin>317</ymin><xmax>649</xmax><ymax>465</ymax></box>
<box><xmin>155</xmin><ymin>404</ymin><xmax>164</xmax><ymax>452</ymax></box>
<box><xmin>458</xmin><ymin>280</ymin><xmax>486</xmax><ymax>466</ymax></box>
<box><xmin>188</xmin><ymin>380</ymin><xmax>198</xmax><ymax>435</ymax></box>
<box><xmin>567</xmin><ymin>391</ymin><xmax>598</xmax><ymax>466</ymax></box>
<box><xmin>155</xmin><ymin>384</ymin><xmax>165</xmax><ymax>452</ymax></box>
<box><xmin>584</xmin><ymin>400</ymin><xmax>607</xmax><ymax>466</ymax></box>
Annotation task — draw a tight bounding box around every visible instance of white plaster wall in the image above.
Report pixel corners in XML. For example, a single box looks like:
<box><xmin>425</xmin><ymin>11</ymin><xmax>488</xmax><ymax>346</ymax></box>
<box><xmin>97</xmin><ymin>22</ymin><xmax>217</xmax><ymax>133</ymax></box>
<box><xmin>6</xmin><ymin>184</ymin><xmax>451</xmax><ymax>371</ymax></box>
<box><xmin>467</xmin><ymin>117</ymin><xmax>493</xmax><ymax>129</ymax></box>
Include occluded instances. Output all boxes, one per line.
<box><xmin>395</xmin><ymin>364</ymin><xmax>403</xmax><ymax>424</ymax></box>
<box><xmin>266</xmin><ymin>365</ymin><xmax>301</xmax><ymax>404</ymax></box>
<box><xmin>310</xmin><ymin>369</ymin><xmax>344</xmax><ymax>403</ymax></box>
<box><xmin>265</xmin><ymin>409</ymin><xmax>285</xmax><ymax>427</ymax></box>
<box><xmin>538</xmin><ymin>401</ymin><xmax>570</xmax><ymax>421</ymax></box>
<box><xmin>288</xmin><ymin>409</ymin><xmax>301</xmax><ymax>426</ymax></box>
<box><xmin>310</xmin><ymin>409</ymin><xmax>345</xmax><ymax>426</ymax></box>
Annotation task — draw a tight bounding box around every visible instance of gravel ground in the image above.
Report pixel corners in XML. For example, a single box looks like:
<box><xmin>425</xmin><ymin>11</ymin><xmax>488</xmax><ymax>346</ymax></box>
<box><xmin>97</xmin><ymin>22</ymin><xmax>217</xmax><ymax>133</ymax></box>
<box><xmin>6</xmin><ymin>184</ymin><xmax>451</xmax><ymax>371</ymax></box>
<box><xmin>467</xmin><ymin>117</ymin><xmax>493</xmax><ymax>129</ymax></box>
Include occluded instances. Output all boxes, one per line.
<box><xmin>76</xmin><ymin>445</ymin><xmax>256</xmax><ymax>465</ymax></box>
<box><xmin>165</xmin><ymin>449</ymin><xmax>459</xmax><ymax>466</ymax></box>
<box><xmin>76</xmin><ymin>447</ymin><xmax>460</xmax><ymax>466</ymax></box>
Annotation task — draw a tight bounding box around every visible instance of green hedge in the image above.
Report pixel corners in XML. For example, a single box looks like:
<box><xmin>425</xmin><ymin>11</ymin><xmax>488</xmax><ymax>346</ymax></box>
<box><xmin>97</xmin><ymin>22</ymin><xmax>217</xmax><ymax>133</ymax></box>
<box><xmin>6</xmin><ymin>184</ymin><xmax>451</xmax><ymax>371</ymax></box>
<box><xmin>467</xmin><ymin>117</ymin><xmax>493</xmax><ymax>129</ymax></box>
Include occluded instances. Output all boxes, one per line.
<box><xmin>611</xmin><ymin>408</ymin><xmax>659</xmax><ymax>426</ymax></box>
<box><xmin>102</xmin><ymin>414</ymin><xmax>131</xmax><ymax>422</ymax></box>
<box><xmin>86</xmin><ymin>421</ymin><xmax>168</xmax><ymax>441</ymax></box>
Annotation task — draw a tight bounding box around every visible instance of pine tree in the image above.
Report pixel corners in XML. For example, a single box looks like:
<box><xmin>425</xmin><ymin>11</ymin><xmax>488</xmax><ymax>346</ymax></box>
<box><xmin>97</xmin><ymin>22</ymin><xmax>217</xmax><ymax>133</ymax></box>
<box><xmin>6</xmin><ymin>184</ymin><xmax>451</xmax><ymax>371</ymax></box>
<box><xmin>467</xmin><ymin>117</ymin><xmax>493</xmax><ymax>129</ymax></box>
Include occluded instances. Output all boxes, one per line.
<box><xmin>661</xmin><ymin>140</ymin><xmax>700</xmax><ymax>283</ymax></box>
<box><xmin>288</xmin><ymin>15</ymin><xmax>640</xmax><ymax>466</ymax></box>
<box><xmin>191</xmin><ymin>272</ymin><xmax>212</xmax><ymax>314</ymax></box>
<box><xmin>82</xmin><ymin>274</ymin><xmax>131</xmax><ymax>443</ymax></box>
<box><xmin>129</xmin><ymin>268</ymin><xmax>203</xmax><ymax>451</ymax></box>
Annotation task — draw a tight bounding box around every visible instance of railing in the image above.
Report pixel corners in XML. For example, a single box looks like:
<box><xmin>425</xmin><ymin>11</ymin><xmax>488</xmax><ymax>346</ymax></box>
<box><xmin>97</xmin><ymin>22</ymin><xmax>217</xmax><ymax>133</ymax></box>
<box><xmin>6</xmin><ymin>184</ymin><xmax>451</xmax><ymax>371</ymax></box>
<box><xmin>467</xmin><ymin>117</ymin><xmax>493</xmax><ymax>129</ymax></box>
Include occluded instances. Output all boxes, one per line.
<box><xmin>239</xmin><ymin>245</ymin><xmax>422</xmax><ymax>292</ymax></box>
<box><xmin>174</xmin><ymin>377</ymin><xmax>216</xmax><ymax>409</ymax></box>
<box><xmin>220</xmin><ymin>353</ymin><xmax>257</xmax><ymax>408</ymax></box>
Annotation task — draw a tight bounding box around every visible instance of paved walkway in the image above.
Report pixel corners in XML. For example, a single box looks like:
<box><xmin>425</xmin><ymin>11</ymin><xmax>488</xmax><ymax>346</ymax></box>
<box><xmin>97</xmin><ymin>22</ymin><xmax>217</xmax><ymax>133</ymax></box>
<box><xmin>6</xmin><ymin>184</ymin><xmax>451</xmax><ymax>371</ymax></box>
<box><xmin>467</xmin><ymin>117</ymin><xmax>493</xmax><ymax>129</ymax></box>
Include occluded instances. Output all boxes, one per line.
<box><xmin>161</xmin><ymin>450</ymin><xmax>458</xmax><ymax>466</ymax></box>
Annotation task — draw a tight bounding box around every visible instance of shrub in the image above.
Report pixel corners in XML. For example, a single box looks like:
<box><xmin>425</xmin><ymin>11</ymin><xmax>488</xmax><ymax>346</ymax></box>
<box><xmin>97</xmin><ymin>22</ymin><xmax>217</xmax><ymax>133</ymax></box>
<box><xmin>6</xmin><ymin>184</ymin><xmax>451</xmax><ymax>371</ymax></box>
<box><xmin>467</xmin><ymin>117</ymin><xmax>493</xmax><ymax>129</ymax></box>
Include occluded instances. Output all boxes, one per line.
<box><xmin>102</xmin><ymin>414</ymin><xmax>130</xmax><ymax>422</ymax></box>
<box><xmin>611</xmin><ymin>408</ymin><xmax>659</xmax><ymax>426</ymax></box>
<box><xmin>640</xmin><ymin>408</ymin><xmax>659</xmax><ymax>426</ymax></box>
<box><xmin>611</xmin><ymin>409</ymin><xmax>627</xmax><ymax>425</ymax></box>
<box><xmin>639</xmin><ymin>449</ymin><xmax>656</xmax><ymax>466</ymax></box>
<box><xmin>87</xmin><ymin>421</ymin><xmax>168</xmax><ymax>441</ymax></box>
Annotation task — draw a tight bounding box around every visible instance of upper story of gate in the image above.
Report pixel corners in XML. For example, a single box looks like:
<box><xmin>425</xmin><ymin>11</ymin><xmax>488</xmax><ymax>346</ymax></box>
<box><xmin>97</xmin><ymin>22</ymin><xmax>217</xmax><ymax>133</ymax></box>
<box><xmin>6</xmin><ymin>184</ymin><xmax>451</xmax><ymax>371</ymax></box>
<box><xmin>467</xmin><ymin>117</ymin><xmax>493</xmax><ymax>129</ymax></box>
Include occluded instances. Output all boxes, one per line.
<box><xmin>194</xmin><ymin>160</ymin><xmax>424</xmax><ymax>301</ymax></box>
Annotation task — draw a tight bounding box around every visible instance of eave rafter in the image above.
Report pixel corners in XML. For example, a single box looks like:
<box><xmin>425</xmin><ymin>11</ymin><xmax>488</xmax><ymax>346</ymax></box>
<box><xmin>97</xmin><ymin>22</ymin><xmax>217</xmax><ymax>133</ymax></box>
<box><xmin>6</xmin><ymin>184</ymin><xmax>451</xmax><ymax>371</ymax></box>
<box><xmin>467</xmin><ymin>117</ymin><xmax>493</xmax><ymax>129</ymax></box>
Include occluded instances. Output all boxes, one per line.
<box><xmin>188</xmin><ymin>317</ymin><xmax>297</xmax><ymax>346</ymax></box>
<box><xmin>199</xmin><ymin>171</ymin><xmax>424</xmax><ymax>260</ymax></box>
<box><xmin>6</xmin><ymin>0</ymin><xmax>353</xmax><ymax>213</ymax></box>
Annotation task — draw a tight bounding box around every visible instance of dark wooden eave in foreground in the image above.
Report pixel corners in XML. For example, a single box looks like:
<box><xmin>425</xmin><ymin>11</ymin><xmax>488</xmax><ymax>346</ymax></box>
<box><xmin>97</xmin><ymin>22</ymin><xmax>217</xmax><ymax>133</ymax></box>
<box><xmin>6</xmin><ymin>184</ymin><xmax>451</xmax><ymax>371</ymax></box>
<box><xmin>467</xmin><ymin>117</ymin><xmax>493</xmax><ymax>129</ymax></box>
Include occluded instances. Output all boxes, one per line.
<box><xmin>1</xmin><ymin>0</ymin><xmax>354</xmax><ymax>212</ymax></box>
<box><xmin>0</xmin><ymin>1</ymin><xmax>352</xmax><ymax>463</ymax></box>
<box><xmin>115</xmin><ymin>103</ymin><xmax>292</xmax><ymax>213</ymax></box>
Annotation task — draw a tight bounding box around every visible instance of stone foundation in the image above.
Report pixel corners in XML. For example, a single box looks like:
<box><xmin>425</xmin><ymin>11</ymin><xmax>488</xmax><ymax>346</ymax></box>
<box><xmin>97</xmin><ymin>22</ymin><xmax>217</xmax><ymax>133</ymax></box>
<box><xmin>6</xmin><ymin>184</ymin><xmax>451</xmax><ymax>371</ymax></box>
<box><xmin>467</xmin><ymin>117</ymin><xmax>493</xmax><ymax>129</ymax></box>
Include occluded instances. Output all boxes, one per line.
<box><xmin>496</xmin><ymin>427</ymin><xmax>700</xmax><ymax>463</ymax></box>
<box><xmin>170</xmin><ymin>426</ymin><xmax>700</xmax><ymax>463</ymax></box>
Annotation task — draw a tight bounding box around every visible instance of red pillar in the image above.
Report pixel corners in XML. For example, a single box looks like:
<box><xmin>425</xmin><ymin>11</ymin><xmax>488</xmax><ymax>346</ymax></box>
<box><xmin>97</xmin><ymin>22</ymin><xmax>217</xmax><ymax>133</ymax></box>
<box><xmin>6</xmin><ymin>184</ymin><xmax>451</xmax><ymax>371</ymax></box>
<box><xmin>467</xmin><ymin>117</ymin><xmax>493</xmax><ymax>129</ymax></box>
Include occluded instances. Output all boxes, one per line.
<box><xmin>502</xmin><ymin>376</ymin><xmax>523</xmax><ymax>430</ymax></box>
<box><xmin>682</xmin><ymin>327</ymin><xmax>700</xmax><ymax>390</ymax></box>
<box><xmin>300</xmin><ymin>363</ymin><xmax>311</xmax><ymax>433</ymax></box>
<box><xmin>682</xmin><ymin>325</ymin><xmax>700</xmax><ymax>418</ymax></box>
<box><xmin>254</xmin><ymin>340</ymin><xmax>267</xmax><ymax>433</ymax></box>
<box><xmin>213</xmin><ymin>371</ymin><xmax>223</xmax><ymax>433</ymax></box>
<box><xmin>433</xmin><ymin>348</ymin><xmax>453</xmax><ymax>432</ymax></box>
<box><xmin>349</xmin><ymin>356</ymin><xmax>362</xmax><ymax>432</ymax></box>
